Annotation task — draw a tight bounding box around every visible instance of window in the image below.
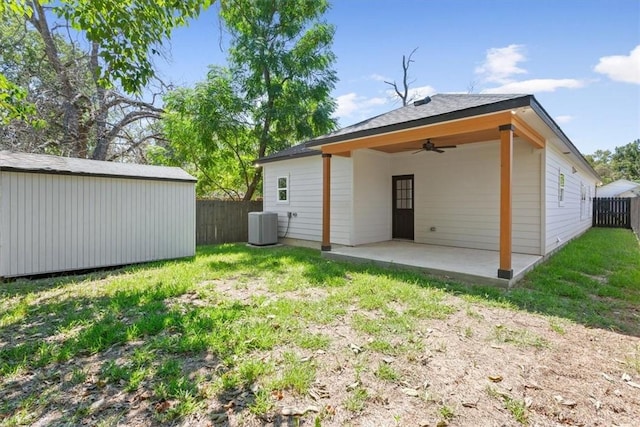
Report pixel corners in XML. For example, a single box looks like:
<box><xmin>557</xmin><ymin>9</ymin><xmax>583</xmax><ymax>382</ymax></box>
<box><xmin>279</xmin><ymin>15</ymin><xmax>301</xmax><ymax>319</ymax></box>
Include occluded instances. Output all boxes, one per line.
<box><xmin>580</xmin><ymin>182</ymin><xmax>586</xmax><ymax>219</ymax></box>
<box><xmin>558</xmin><ymin>171</ymin><xmax>565</xmax><ymax>206</ymax></box>
<box><xmin>277</xmin><ymin>176</ymin><xmax>288</xmax><ymax>202</ymax></box>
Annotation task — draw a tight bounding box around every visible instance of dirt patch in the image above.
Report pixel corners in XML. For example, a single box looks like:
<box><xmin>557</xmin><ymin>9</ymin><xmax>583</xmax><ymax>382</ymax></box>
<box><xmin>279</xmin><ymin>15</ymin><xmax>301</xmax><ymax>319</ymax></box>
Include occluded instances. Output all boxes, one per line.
<box><xmin>2</xmin><ymin>280</ymin><xmax>639</xmax><ymax>426</ymax></box>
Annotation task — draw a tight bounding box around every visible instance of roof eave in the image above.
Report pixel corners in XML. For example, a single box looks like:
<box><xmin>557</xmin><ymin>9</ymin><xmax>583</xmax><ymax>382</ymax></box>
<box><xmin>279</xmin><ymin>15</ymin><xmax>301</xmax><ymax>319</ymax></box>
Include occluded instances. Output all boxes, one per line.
<box><xmin>528</xmin><ymin>97</ymin><xmax>601</xmax><ymax>181</ymax></box>
<box><xmin>254</xmin><ymin>149</ymin><xmax>320</xmax><ymax>165</ymax></box>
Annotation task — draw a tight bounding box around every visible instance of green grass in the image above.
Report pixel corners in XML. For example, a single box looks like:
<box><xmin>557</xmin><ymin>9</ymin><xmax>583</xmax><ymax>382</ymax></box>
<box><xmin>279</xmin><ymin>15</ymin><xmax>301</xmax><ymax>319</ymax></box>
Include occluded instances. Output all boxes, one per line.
<box><xmin>0</xmin><ymin>229</ymin><xmax>637</xmax><ymax>425</ymax></box>
<box><xmin>486</xmin><ymin>386</ymin><xmax>528</xmax><ymax>425</ymax></box>
<box><xmin>375</xmin><ymin>363</ymin><xmax>399</xmax><ymax>382</ymax></box>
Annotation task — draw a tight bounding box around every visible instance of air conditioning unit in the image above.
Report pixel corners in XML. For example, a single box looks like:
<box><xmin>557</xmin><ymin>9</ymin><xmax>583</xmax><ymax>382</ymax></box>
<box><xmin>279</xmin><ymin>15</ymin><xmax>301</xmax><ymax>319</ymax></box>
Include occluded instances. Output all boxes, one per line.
<box><xmin>248</xmin><ymin>212</ymin><xmax>278</xmax><ymax>246</ymax></box>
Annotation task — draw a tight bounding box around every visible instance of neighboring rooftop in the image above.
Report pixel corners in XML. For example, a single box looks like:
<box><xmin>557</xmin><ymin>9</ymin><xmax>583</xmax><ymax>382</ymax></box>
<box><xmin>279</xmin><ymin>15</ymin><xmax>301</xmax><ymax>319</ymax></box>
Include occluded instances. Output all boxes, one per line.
<box><xmin>0</xmin><ymin>151</ymin><xmax>196</xmax><ymax>182</ymax></box>
<box><xmin>597</xmin><ymin>179</ymin><xmax>640</xmax><ymax>198</ymax></box>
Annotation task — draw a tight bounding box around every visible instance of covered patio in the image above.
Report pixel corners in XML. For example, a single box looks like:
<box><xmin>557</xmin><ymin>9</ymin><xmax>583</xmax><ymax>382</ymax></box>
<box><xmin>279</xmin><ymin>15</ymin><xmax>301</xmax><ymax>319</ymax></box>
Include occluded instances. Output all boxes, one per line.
<box><xmin>324</xmin><ymin>241</ymin><xmax>543</xmax><ymax>288</ymax></box>
<box><xmin>310</xmin><ymin>95</ymin><xmax>549</xmax><ymax>281</ymax></box>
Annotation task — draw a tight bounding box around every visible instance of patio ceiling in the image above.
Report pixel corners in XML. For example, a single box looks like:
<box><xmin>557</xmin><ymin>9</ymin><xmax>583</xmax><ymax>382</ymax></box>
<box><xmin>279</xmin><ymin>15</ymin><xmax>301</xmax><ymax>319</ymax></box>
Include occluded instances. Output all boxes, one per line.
<box><xmin>320</xmin><ymin>110</ymin><xmax>545</xmax><ymax>156</ymax></box>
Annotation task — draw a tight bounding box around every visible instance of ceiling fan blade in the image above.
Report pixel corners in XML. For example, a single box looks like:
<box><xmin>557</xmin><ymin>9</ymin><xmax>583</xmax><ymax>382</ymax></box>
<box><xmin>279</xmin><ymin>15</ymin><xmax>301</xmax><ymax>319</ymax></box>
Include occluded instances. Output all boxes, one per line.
<box><xmin>434</xmin><ymin>148</ymin><xmax>445</xmax><ymax>153</ymax></box>
<box><xmin>412</xmin><ymin>149</ymin><xmax>425</xmax><ymax>154</ymax></box>
<box><xmin>438</xmin><ymin>145</ymin><xmax>457</xmax><ymax>149</ymax></box>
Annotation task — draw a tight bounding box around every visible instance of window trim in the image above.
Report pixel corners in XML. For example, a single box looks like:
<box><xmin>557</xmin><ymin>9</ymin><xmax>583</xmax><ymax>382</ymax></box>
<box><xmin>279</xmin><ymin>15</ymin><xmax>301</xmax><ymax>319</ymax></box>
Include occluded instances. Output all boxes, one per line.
<box><xmin>580</xmin><ymin>182</ymin><xmax>586</xmax><ymax>219</ymax></box>
<box><xmin>277</xmin><ymin>175</ymin><xmax>289</xmax><ymax>203</ymax></box>
<box><xmin>558</xmin><ymin>170</ymin><xmax>565</xmax><ymax>207</ymax></box>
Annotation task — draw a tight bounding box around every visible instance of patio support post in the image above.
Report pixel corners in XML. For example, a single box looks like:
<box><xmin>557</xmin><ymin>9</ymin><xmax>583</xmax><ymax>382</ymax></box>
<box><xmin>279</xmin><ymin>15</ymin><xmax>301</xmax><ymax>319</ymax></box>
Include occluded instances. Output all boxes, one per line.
<box><xmin>498</xmin><ymin>124</ymin><xmax>514</xmax><ymax>279</ymax></box>
<box><xmin>321</xmin><ymin>153</ymin><xmax>332</xmax><ymax>251</ymax></box>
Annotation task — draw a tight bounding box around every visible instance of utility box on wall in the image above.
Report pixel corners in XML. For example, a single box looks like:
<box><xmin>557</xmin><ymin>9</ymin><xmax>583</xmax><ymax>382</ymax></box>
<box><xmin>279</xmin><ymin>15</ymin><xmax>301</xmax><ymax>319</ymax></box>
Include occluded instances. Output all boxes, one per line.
<box><xmin>248</xmin><ymin>212</ymin><xmax>278</xmax><ymax>246</ymax></box>
<box><xmin>0</xmin><ymin>151</ymin><xmax>197</xmax><ymax>278</ymax></box>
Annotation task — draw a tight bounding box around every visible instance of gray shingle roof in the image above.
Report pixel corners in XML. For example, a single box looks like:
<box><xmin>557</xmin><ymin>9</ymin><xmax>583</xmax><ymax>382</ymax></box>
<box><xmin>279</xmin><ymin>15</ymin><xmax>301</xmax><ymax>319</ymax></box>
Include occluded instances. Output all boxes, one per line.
<box><xmin>256</xmin><ymin>94</ymin><xmax>532</xmax><ymax>164</ymax></box>
<box><xmin>307</xmin><ymin>93</ymin><xmax>530</xmax><ymax>146</ymax></box>
<box><xmin>255</xmin><ymin>142</ymin><xmax>319</xmax><ymax>164</ymax></box>
<box><xmin>255</xmin><ymin>93</ymin><xmax>599</xmax><ymax>181</ymax></box>
<box><xmin>0</xmin><ymin>151</ymin><xmax>197</xmax><ymax>182</ymax></box>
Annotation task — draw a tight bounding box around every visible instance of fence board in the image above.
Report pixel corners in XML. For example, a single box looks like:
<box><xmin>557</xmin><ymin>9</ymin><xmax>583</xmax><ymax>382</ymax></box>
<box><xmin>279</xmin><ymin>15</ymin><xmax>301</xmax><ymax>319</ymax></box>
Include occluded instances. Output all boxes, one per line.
<box><xmin>631</xmin><ymin>198</ymin><xmax>640</xmax><ymax>238</ymax></box>
<box><xmin>196</xmin><ymin>200</ymin><xmax>263</xmax><ymax>245</ymax></box>
<box><xmin>592</xmin><ymin>197</ymin><xmax>631</xmax><ymax>228</ymax></box>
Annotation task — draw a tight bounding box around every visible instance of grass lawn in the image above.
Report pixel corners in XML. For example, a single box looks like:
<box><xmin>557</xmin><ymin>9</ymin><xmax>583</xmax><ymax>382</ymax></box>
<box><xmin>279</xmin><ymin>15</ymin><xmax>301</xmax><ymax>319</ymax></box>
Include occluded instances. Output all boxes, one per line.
<box><xmin>0</xmin><ymin>228</ymin><xmax>638</xmax><ymax>426</ymax></box>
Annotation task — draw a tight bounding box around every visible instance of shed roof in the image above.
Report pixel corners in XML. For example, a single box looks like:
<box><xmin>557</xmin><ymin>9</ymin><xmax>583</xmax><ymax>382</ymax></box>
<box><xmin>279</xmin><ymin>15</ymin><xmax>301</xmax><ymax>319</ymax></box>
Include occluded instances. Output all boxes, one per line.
<box><xmin>597</xmin><ymin>179</ymin><xmax>640</xmax><ymax>197</ymax></box>
<box><xmin>0</xmin><ymin>151</ymin><xmax>197</xmax><ymax>182</ymax></box>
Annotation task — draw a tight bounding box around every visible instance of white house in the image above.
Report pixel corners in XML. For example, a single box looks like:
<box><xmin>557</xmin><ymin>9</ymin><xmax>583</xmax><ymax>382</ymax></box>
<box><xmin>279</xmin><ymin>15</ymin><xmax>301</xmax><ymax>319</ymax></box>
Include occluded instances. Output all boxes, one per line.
<box><xmin>257</xmin><ymin>94</ymin><xmax>600</xmax><ymax>283</ymax></box>
<box><xmin>0</xmin><ymin>151</ymin><xmax>196</xmax><ymax>278</ymax></box>
<box><xmin>596</xmin><ymin>179</ymin><xmax>640</xmax><ymax>198</ymax></box>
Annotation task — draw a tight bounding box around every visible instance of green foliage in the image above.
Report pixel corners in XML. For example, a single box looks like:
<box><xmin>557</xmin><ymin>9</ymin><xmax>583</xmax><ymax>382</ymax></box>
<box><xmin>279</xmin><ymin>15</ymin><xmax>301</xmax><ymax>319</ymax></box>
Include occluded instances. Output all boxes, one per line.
<box><xmin>611</xmin><ymin>139</ymin><xmax>640</xmax><ymax>181</ymax></box>
<box><xmin>54</xmin><ymin>0</ymin><xmax>211</xmax><ymax>94</ymax></box>
<box><xmin>158</xmin><ymin>0</ymin><xmax>337</xmax><ymax>199</ymax></box>
<box><xmin>586</xmin><ymin>140</ymin><xmax>640</xmax><ymax>183</ymax></box>
<box><xmin>0</xmin><ymin>0</ymin><xmax>209</xmax><ymax>138</ymax></box>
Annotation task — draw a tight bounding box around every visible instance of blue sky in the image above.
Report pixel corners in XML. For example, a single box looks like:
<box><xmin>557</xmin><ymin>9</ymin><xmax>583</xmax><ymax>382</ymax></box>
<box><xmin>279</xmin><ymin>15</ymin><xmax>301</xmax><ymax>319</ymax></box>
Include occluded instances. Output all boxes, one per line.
<box><xmin>159</xmin><ymin>0</ymin><xmax>640</xmax><ymax>155</ymax></box>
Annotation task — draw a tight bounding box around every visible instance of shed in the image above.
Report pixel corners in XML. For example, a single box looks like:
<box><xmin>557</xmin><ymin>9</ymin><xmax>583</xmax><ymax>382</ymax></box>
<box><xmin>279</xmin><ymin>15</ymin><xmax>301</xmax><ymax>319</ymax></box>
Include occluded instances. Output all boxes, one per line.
<box><xmin>0</xmin><ymin>151</ymin><xmax>197</xmax><ymax>278</ymax></box>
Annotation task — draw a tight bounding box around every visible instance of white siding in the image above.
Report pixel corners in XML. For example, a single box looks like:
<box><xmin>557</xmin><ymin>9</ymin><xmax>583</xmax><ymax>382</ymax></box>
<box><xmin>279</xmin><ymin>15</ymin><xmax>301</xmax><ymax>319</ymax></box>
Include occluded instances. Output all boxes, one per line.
<box><xmin>0</xmin><ymin>172</ymin><xmax>195</xmax><ymax>277</ymax></box>
<box><xmin>352</xmin><ymin>149</ymin><xmax>392</xmax><ymax>245</ymax></box>
<box><xmin>263</xmin><ymin>155</ymin><xmax>352</xmax><ymax>245</ymax></box>
<box><xmin>390</xmin><ymin>138</ymin><xmax>542</xmax><ymax>254</ymax></box>
<box><xmin>544</xmin><ymin>143</ymin><xmax>598</xmax><ymax>253</ymax></box>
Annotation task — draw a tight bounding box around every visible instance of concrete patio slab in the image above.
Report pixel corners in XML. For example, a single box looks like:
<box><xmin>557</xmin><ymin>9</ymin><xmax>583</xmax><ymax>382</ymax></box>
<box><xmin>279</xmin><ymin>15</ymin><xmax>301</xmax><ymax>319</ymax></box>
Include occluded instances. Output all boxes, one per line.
<box><xmin>323</xmin><ymin>241</ymin><xmax>543</xmax><ymax>287</ymax></box>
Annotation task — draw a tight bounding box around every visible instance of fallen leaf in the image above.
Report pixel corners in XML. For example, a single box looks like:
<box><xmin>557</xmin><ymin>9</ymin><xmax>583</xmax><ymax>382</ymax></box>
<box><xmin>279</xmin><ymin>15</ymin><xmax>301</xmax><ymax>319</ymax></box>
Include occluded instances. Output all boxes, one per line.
<box><xmin>626</xmin><ymin>381</ymin><xmax>640</xmax><ymax>389</ymax></box>
<box><xmin>602</xmin><ymin>373</ymin><xmax>614</xmax><ymax>382</ymax></box>
<box><xmin>349</xmin><ymin>343</ymin><xmax>362</xmax><ymax>354</ymax></box>
<box><xmin>271</xmin><ymin>390</ymin><xmax>284</xmax><ymax>400</ymax></box>
<box><xmin>402</xmin><ymin>388</ymin><xmax>420</xmax><ymax>397</ymax></box>
<box><xmin>155</xmin><ymin>400</ymin><xmax>171</xmax><ymax>413</ymax></box>
<box><xmin>437</xmin><ymin>420</ymin><xmax>448</xmax><ymax>427</ymax></box>
<box><xmin>281</xmin><ymin>406</ymin><xmax>320</xmax><ymax>416</ymax></box>
<box><xmin>621</xmin><ymin>373</ymin><xmax>632</xmax><ymax>382</ymax></box>
<box><xmin>561</xmin><ymin>400</ymin><xmax>577</xmax><ymax>408</ymax></box>
<box><xmin>382</xmin><ymin>357</ymin><xmax>395</xmax><ymax>364</ymax></box>
<box><xmin>346</xmin><ymin>381</ymin><xmax>360</xmax><ymax>391</ymax></box>
<box><xmin>488</xmin><ymin>375</ymin><xmax>503</xmax><ymax>382</ymax></box>
<box><xmin>524</xmin><ymin>397</ymin><xmax>533</xmax><ymax>408</ymax></box>
<box><xmin>462</xmin><ymin>401</ymin><xmax>477</xmax><ymax>408</ymax></box>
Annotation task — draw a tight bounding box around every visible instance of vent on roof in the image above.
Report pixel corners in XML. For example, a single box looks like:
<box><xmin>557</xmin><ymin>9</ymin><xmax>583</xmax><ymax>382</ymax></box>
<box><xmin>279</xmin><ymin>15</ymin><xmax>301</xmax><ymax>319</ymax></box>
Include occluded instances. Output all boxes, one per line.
<box><xmin>413</xmin><ymin>96</ymin><xmax>431</xmax><ymax>107</ymax></box>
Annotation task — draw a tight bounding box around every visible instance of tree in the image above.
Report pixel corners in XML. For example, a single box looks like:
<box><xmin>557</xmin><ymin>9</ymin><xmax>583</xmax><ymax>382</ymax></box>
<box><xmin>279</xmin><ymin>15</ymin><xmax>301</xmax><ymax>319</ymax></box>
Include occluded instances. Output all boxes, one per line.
<box><xmin>0</xmin><ymin>9</ymin><xmax>164</xmax><ymax>160</ymax></box>
<box><xmin>0</xmin><ymin>0</ymin><xmax>210</xmax><ymax>147</ymax></box>
<box><xmin>158</xmin><ymin>0</ymin><xmax>337</xmax><ymax>200</ymax></box>
<box><xmin>611</xmin><ymin>139</ymin><xmax>640</xmax><ymax>182</ymax></box>
<box><xmin>585</xmin><ymin>149</ymin><xmax>615</xmax><ymax>183</ymax></box>
<box><xmin>384</xmin><ymin>47</ymin><xmax>418</xmax><ymax>106</ymax></box>
<box><xmin>585</xmin><ymin>140</ymin><xmax>640</xmax><ymax>183</ymax></box>
<box><xmin>153</xmin><ymin>67</ymin><xmax>254</xmax><ymax>198</ymax></box>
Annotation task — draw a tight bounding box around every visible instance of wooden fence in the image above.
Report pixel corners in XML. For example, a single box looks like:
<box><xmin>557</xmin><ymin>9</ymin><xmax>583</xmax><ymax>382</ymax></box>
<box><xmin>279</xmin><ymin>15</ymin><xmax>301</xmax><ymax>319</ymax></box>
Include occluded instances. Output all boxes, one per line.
<box><xmin>592</xmin><ymin>197</ymin><xmax>631</xmax><ymax>228</ymax></box>
<box><xmin>196</xmin><ymin>200</ymin><xmax>263</xmax><ymax>245</ymax></box>
<box><xmin>631</xmin><ymin>198</ymin><xmax>640</xmax><ymax>237</ymax></box>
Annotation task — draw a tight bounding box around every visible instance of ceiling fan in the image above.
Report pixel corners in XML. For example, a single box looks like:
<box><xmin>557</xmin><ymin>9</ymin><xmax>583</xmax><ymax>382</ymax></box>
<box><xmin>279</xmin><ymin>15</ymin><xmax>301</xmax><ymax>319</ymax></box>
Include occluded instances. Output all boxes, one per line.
<box><xmin>412</xmin><ymin>139</ymin><xmax>457</xmax><ymax>154</ymax></box>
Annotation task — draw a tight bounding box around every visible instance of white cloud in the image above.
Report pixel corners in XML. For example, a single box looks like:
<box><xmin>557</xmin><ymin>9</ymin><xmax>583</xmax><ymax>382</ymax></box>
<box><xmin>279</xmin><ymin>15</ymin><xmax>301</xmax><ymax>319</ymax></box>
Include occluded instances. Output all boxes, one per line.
<box><xmin>483</xmin><ymin>78</ymin><xmax>586</xmax><ymax>94</ymax></box>
<box><xmin>554</xmin><ymin>115</ymin><xmax>574</xmax><ymax>124</ymax></box>
<box><xmin>334</xmin><ymin>92</ymin><xmax>387</xmax><ymax>119</ymax></box>
<box><xmin>594</xmin><ymin>45</ymin><xmax>640</xmax><ymax>84</ymax></box>
<box><xmin>385</xmin><ymin>84</ymin><xmax>437</xmax><ymax>103</ymax></box>
<box><xmin>475</xmin><ymin>44</ymin><xmax>527</xmax><ymax>84</ymax></box>
<box><xmin>369</xmin><ymin>73</ymin><xmax>389</xmax><ymax>82</ymax></box>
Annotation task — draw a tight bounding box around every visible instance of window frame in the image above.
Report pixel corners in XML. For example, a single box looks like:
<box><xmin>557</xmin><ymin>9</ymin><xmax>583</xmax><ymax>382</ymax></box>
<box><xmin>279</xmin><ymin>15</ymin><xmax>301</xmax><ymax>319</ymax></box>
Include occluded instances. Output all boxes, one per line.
<box><xmin>276</xmin><ymin>175</ymin><xmax>289</xmax><ymax>203</ymax></box>
<box><xmin>580</xmin><ymin>182</ymin><xmax>586</xmax><ymax>219</ymax></box>
<box><xmin>558</xmin><ymin>170</ymin><xmax>565</xmax><ymax>207</ymax></box>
